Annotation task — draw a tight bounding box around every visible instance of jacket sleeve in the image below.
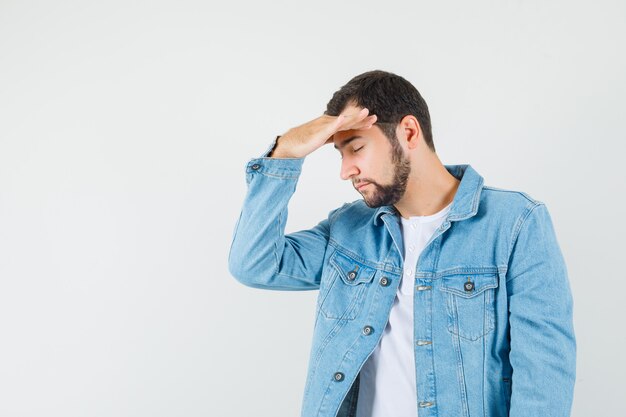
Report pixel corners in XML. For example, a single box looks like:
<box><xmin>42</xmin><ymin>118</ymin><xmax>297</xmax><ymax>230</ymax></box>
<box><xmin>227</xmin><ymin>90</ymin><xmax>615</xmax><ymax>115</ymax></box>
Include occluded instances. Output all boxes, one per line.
<box><xmin>506</xmin><ymin>202</ymin><xmax>576</xmax><ymax>416</ymax></box>
<box><xmin>228</xmin><ymin>140</ymin><xmax>341</xmax><ymax>291</ymax></box>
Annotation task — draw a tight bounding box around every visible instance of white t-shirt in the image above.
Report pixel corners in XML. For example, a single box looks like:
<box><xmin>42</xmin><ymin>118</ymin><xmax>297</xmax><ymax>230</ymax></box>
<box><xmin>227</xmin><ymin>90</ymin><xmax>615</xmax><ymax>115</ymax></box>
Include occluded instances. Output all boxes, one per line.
<box><xmin>356</xmin><ymin>202</ymin><xmax>452</xmax><ymax>417</ymax></box>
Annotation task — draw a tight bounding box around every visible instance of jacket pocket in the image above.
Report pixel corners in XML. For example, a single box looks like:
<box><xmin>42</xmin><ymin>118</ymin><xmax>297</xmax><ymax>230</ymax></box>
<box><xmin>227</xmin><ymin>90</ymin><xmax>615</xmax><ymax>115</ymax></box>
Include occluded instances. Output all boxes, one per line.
<box><xmin>440</xmin><ymin>271</ymin><xmax>498</xmax><ymax>341</ymax></box>
<box><xmin>319</xmin><ymin>248</ymin><xmax>376</xmax><ymax>320</ymax></box>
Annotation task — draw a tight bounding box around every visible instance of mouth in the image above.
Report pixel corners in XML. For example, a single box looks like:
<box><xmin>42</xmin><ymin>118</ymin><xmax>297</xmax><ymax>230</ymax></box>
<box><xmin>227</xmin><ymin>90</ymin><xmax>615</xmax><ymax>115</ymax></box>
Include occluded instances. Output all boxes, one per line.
<box><xmin>355</xmin><ymin>182</ymin><xmax>370</xmax><ymax>191</ymax></box>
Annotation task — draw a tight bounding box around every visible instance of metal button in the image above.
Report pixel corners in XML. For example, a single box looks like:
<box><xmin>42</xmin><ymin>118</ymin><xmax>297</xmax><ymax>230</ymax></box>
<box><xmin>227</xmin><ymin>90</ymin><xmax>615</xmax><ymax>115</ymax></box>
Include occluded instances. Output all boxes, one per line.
<box><xmin>251</xmin><ymin>164</ymin><xmax>260</xmax><ymax>170</ymax></box>
<box><xmin>379</xmin><ymin>277</ymin><xmax>390</xmax><ymax>286</ymax></box>
<box><xmin>347</xmin><ymin>270</ymin><xmax>357</xmax><ymax>281</ymax></box>
<box><xmin>464</xmin><ymin>277</ymin><xmax>475</xmax><ymax>292</ymax></box>
<box><xmin>418</xmin><ymin>401</ymin><xmax>435</xmax><ymax>408</ymax></box>
<box><xmin>362</xmin><ymin>325</ymin><xmax>373</xmax><ymax>336</ymax></box>
<box><xmin>416</xmin><ymin>340</ymin><xmax>432</xmax><ymax>346</ymax></box>
<box><xmin>334</xmin><ymin>372</ymin><xmax>345</xmax><ymax>382</ymax></box>
<box><xmin>416</xmin><ymin>285</ymin><xmax>432</xmax><ymax>291</ymax></box>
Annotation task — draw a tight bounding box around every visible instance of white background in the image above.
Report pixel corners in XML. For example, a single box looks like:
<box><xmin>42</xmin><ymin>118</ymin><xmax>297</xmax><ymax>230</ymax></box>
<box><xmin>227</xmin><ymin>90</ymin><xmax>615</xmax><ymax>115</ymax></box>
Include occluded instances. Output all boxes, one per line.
<box><xmin>1</xmin><ymin>1</ymin><xmax>624</xmax><ymax>416</ymax></box>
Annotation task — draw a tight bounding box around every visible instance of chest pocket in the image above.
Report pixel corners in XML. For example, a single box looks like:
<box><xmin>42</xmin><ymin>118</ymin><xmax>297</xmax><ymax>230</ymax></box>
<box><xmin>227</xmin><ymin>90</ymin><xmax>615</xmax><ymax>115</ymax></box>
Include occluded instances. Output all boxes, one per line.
<box><xmin>440</xmin><ymin>271</ymin><xmax>498</xmax><ymax>341</ymax></box>
<box><xmin>318</xmin><ymin>249</ymin><xmax>376</xmax><ymax>320</ymax></box>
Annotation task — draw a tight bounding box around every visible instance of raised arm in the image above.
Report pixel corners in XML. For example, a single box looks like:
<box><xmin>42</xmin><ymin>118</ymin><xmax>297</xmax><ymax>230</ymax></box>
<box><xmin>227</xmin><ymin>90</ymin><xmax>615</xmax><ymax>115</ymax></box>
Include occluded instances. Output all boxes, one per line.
<box><xmin>228</xmin><ymin>108</ymin><xmax>377</xmax><ymax>290</ymax></box>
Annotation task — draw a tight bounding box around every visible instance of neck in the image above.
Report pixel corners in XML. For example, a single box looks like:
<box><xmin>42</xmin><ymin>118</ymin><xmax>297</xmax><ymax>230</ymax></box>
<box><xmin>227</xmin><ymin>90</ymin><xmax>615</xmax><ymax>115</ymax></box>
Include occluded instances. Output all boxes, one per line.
<box><xmin>394</xmin><ymin>150</ymin><xmax>460</xmax><ymax>219</ymax></box>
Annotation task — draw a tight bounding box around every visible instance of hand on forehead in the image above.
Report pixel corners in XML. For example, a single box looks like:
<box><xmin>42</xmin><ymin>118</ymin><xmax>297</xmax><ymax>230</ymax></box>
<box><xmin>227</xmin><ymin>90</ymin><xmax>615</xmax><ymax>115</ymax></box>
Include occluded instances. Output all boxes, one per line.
<box><xmin>340</xmin><ymin>103</ymin><xmax>366</xmax><ymax>116</ymax></box>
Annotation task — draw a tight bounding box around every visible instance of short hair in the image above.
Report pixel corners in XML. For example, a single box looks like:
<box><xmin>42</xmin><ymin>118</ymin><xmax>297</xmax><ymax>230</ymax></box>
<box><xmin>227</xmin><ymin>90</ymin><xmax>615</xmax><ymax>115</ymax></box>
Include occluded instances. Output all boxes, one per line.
<box><xmin>325</xmin><ymin>70</ymin><xmax>435</xmax><ymax>152</ymax></box>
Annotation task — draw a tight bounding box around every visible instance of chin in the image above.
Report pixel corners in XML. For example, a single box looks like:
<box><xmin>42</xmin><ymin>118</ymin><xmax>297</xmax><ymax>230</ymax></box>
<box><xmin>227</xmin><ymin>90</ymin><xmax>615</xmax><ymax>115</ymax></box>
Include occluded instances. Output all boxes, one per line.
<box><xmin>362</xmin><ymin>198</ymin><xmax>382</xmax><ymax>208</ymax></box>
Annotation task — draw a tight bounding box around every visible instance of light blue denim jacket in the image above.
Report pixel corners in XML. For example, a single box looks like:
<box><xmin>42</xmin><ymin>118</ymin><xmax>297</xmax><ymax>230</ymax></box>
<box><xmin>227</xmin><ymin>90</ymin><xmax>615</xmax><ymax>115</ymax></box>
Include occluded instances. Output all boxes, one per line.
<box><xmin>228</xmin><ymin>141</ymin><xmax>576</xmax><ymax>417</ymax></box>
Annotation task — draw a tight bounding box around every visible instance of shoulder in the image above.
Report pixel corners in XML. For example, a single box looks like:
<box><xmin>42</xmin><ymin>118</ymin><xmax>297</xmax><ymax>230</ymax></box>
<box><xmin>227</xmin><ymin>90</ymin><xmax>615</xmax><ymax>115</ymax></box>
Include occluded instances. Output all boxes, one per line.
<box><xmin>478</xmin><ymin>185</ymin><xmax>554</xmax><ymax>245</ymax></box>
<box><xmin>480</xmin><ymin>184</ymin><xmax>544</xmax><ymax>215</ymax></box>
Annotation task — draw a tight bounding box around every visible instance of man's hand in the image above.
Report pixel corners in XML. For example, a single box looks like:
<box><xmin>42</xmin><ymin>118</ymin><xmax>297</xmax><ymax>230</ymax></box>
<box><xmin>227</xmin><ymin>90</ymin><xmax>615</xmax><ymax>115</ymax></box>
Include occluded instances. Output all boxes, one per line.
<box><xmin>270</xmin><ymin>107</ymin><xmax>377</xmax><ymax>158</ymax></box>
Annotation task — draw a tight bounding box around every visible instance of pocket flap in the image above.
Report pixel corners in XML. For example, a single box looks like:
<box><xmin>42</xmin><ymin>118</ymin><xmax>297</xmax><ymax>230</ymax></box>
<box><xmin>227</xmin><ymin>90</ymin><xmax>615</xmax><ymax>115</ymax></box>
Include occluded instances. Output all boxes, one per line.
<box><xmin>440</xmin><ymin>272</ymin><xmax>498</xmax><ymax>298</ymax></box>
<box><xmin>329</xmin><ymin>249</ymin><xmax>376</xmax><ymax>285</ymax></box>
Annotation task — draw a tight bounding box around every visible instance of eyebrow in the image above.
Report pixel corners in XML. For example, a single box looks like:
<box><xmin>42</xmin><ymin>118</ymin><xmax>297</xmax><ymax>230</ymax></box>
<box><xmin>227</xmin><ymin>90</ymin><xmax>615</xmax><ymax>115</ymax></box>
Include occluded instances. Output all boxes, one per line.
<box><xmin>333</xmin><ymin>135</ymin><xmax>363</xmax><ymax>150</ymax></box>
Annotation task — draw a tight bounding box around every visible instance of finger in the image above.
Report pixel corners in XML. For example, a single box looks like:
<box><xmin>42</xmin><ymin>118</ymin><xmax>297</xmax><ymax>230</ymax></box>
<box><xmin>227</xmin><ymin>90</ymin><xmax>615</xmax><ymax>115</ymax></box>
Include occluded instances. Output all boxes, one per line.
<box><xmin>336</xmin><ymin>108</ymin><xmax>370</xmax><ymax>131</ymax></box>
<box><xmin>338</xmin><ymin>107</ymin><xmax>369</xmax><ymax>123</ymax></box>
<box><xmin>350</xmin><ymin>114</ymin><xmax>378</xmax><ymax>130</ymax></box>
<box><xmin>339</xmin><ymin>106</ymin><xmax>368</xmax><ymax>117</ymax></box>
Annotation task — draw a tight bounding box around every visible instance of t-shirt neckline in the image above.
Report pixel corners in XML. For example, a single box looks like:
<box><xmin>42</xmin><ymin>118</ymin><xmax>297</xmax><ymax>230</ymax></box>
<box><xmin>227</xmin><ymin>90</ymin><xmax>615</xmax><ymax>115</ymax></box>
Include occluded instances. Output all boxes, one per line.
<box><xmin>400</xmin><ymin>201</ymin><xmax>453</xmax><ymax>224</ymax></box>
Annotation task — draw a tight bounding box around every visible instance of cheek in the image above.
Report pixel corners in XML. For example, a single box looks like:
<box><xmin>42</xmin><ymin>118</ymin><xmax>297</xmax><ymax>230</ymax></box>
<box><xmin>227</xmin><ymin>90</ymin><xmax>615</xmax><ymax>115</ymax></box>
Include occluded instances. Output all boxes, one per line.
<box><xmin>377</xmin><ymin>156</ymin><xmax>395</xmax><ymax>178</ymax></box>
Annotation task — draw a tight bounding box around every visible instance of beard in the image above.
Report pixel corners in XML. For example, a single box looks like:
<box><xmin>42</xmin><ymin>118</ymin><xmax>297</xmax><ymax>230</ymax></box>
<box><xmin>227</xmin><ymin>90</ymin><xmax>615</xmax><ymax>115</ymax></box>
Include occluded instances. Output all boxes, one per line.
<box><xmin>360</xmin><ymin>145</ymin><xmax>411</xmax><ymax>208</ymax></box>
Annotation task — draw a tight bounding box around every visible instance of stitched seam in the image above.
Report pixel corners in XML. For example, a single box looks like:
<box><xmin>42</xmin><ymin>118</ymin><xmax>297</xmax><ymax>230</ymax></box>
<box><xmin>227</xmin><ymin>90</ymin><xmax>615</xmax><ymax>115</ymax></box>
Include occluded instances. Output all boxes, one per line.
<box><xmin>254</xmin><ymin>171</ymin><xmax>300</xmax><ymax>179</ymax></box>
<box><xmin>482</xmin><ymin>186</ymin><xmax>542</xmax><ymax>204</ymax></box>
<box><xmin>505</xmin><ymin>202</ymin><xmax>544</xmax><ymax>283</ymax></box>
<box><xmin>327</xmin><ymin>240</ymin><xmax>388</xmax><ymax>270</ymax></box>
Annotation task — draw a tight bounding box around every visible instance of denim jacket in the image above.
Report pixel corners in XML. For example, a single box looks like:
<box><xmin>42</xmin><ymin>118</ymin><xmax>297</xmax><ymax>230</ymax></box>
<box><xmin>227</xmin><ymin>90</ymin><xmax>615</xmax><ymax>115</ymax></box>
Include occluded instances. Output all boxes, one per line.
<box><xmin>228</xmin><ymin>141</ymin><xmax>576</xmax><ymax>417</ymax></box>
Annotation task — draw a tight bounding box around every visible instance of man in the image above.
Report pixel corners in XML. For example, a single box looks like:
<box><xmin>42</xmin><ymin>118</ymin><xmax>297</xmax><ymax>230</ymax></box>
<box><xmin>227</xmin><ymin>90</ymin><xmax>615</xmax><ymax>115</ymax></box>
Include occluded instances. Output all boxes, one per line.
<box><xmin>228</xmin><ymin>70</ymin><xmax>576</xmax><ymax>417</ymax></box>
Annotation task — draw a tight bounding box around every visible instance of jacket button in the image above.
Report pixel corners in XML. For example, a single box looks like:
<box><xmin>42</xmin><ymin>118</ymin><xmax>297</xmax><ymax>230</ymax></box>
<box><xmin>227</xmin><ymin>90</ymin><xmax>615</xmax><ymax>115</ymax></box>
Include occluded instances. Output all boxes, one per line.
<box><xmin>379</xmin><ymin>277</ymin><xmax>389</xmax><ymax>286</ymax></box>
<box><xmin>333</xmin><ymin>372</ymin><xmax>345</xmax><ymax>382</ymax></box>
<box><xmin>251</xmin><ymin>164</ymin><xmax>261</xmax><ymax>170</ymax></box>
<box><xmin>362</xmin><ymin>325</ymin><xmax>374</xmax><ymax>335</ymax></box>
<box><xmin>347</xmin><ymin>270</ymin><xmax>357</xmax><ymax>281</ymax></box>
<box><xmin>464</xmin><ymin>278</ymin><xmax>475</xmax><ymax>292</ymax></box>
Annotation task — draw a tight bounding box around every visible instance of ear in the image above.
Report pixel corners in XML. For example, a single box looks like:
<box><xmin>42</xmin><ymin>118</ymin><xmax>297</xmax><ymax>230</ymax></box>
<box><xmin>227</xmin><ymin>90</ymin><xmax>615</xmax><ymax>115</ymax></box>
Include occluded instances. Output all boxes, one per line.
<box><xmin>399</xmin><ymin>115</ymin><xmax>421</xmax><ymax>150</ymax></box>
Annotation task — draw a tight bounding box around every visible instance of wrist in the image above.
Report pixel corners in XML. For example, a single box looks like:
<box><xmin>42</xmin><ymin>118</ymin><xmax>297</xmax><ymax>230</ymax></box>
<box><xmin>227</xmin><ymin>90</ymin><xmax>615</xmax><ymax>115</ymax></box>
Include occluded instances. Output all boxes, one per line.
<box><xmin>270</xmin><ymin>137</ymin><xmax>300</xmax><ymax>158</ymax></box>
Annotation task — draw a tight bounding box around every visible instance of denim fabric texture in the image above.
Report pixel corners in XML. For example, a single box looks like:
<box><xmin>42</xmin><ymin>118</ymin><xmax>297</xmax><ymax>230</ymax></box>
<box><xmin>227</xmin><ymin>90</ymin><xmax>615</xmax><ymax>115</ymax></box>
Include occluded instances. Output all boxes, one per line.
<box><xmin>228</xmin><ymin>139</ymin><xmax>576</xmax><ymax>417</ymax></box>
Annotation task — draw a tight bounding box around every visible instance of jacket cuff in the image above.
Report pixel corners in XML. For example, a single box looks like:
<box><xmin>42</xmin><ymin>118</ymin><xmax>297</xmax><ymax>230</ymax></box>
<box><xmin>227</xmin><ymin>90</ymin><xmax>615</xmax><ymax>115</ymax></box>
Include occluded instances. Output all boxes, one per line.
<box><xmin>246</xmin><ymin>157</ymin><xmax>304</xmax><ymax>178</ymax></box>
<box><xmin>246</xmin><ymin>137</ymin><xmax>305</xmax><ymax>179</ymax></box>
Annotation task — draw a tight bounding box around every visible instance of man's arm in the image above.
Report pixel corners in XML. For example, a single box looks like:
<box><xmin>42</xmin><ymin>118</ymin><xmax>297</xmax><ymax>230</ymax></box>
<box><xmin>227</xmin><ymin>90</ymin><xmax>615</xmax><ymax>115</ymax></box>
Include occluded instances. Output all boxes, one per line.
<box><xmin>228</xmin><ymin>108</ymin><xmax>377</xmax><ymax>290</ymax></box>
<box><xmin>228</xmin><ymin>148</ymin><xmax>340</xmax><ymax>290</ymax></box>
<box><xmin>506</xmin><ymin>202</ymin><xmax>576</xmax><ymax>416</ymax></box>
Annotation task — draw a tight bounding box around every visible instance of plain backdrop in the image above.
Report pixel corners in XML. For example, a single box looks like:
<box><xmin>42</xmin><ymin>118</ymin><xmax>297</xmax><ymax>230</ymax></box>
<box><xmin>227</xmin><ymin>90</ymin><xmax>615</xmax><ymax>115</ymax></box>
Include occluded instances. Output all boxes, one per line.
<box><xmin>1</xmin><ymin>1</ymin><xmax>624</xmax><ymax>416</ymax></box>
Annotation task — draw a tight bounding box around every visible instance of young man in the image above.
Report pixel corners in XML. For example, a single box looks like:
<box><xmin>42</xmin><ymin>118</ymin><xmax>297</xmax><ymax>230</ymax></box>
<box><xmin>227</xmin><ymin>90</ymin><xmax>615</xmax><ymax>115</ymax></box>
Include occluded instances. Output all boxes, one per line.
<box><xmin>228</xmin><ymin>70</ymin><xmax>576</xmax><ymax>417</ymax></box>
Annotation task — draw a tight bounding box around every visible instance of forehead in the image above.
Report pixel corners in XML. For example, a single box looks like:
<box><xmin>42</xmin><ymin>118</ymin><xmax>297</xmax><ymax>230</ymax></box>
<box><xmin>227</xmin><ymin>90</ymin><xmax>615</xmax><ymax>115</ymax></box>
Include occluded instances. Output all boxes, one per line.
<box><xmin>332</xmin><ymin>125</ymin><xmax>384</xmax><ymax>149</ymax></box>
<box><xmin>333</xmin><ymin>130</ymin><xmax>365</xmax><ymax>149</ymax></box>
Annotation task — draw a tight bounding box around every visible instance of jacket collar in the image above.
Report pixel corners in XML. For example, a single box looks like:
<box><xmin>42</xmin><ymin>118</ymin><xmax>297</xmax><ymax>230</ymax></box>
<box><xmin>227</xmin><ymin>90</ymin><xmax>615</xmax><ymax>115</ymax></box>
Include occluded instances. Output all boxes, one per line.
<box><xmin>373</xmin><ymin>164</ymin><xmax>484</xmax><ymax>226</ymax></box>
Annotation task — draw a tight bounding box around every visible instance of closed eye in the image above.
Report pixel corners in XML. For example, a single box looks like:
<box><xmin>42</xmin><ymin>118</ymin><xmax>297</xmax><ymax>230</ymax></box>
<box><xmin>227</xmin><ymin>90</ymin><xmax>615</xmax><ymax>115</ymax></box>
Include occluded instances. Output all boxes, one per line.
<box><xmin>338</xmin><ymin>146</ymin><xmax>363</xmax><ymax>159</ymax></box>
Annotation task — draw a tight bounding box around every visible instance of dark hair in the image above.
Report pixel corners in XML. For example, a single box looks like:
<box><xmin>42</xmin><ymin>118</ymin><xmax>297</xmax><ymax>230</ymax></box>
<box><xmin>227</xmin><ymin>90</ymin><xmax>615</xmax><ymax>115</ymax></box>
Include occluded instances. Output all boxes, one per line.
<box><xmin>325</xmin><ymin>70</ymin><xmax>435</xmax><ymax>152</ymax></box>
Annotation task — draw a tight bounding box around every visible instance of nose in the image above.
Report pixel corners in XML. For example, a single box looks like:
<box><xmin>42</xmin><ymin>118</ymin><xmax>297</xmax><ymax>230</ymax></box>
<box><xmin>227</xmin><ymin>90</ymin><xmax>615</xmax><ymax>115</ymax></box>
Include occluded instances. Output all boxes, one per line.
<box><xmin>340</xmin><ymin>157</ymin><xmax>359</xmax><ymax>181</ymax></box>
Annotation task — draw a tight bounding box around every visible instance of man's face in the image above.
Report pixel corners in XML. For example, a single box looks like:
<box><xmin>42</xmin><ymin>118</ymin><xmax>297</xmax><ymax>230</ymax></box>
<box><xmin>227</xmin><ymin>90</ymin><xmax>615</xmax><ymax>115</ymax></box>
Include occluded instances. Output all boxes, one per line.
<box><xmin>333</xmin><ymin>123</ymin><xmax>411</xmax><ymax>208</ymax></box>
